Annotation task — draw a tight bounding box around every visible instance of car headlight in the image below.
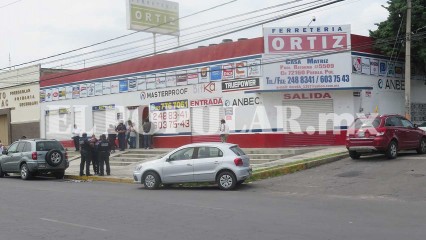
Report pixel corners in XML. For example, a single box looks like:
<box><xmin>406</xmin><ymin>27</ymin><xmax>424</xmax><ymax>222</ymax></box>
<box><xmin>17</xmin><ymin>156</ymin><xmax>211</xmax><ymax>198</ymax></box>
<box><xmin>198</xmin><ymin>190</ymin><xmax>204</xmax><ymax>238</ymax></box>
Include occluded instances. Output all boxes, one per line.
<box><xmin>135</xmin><ymin>164</ymin><xmax>143</xmax><ymax>171</ymax></box>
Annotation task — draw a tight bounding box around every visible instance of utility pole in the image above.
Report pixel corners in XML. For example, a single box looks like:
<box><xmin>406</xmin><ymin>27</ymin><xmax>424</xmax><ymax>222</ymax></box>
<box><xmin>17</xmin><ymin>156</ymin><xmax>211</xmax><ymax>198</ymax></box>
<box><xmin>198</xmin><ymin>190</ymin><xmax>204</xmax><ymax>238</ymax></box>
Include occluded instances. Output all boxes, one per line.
<box><xmin>405</xmin><ymin>0</ymin><xmax>412</xmax><ymax>120</ymax></box>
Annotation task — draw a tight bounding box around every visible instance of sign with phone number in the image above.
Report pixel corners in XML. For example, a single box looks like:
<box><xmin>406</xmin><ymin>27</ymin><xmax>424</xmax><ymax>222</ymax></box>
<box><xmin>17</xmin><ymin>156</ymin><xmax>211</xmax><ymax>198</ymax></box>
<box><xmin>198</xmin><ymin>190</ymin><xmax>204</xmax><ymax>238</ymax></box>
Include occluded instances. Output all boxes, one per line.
<box><xmin>150</xmin><ymin>100</ymin><xmax>188</xmax><ymax>111</ymax></box>
<box><xmin>262</xmin><ymin>52</ymin><xmax>352</xmax><ymax>90</ymax></box>
<box><xmin>150</xmin><ymin>100</ymin><xmax>190</xmax><ymax>133</ymax></box>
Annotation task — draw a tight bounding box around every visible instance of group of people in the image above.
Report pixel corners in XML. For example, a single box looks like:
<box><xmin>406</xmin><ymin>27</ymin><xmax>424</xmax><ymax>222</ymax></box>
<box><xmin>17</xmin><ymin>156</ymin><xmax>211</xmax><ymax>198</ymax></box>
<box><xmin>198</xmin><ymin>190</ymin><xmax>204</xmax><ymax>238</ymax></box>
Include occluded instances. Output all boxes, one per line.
<box><xmin>78</xmin><ymin>133</ymin><xmax>111</xmax><ymax>176</ymax></box>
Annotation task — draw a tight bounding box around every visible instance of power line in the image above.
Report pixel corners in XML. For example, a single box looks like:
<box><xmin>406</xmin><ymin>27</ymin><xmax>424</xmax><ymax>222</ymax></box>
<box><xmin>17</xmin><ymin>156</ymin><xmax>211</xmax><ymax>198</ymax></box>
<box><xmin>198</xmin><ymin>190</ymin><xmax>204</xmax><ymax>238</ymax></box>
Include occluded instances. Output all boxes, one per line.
<box><xmin>0</xmin><ymin>0</ymin><xmax>23</xmax><ymax>9</ymax></box>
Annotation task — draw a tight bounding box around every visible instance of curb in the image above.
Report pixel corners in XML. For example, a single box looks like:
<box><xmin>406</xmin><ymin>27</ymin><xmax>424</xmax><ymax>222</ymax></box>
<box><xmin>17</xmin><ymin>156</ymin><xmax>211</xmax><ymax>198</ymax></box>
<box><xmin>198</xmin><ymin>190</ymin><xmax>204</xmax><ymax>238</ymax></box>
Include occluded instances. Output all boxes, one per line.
<box><xmin>64</xmin><ymin>152</ymin><xmax>349</xmax><ymax>184</ymax></box>
<box><xmin>64</xmin><ymin>175</ymin><xmax>133</xmax><ymax>184</ymax></box>
<box><xmin>248</xmin><ymin>152</ymin><xmax>348</xmax><ymax>181</ymax></box>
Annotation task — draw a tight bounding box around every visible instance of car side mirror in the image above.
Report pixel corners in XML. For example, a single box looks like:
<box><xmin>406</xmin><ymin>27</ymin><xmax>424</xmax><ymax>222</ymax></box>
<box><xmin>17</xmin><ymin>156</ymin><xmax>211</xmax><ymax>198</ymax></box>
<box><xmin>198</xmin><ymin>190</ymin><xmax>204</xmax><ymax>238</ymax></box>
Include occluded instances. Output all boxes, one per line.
<box><xmin>2</xmin><ymin>149</ymin><xmax>8</xmax><ymax>155</ymax></box>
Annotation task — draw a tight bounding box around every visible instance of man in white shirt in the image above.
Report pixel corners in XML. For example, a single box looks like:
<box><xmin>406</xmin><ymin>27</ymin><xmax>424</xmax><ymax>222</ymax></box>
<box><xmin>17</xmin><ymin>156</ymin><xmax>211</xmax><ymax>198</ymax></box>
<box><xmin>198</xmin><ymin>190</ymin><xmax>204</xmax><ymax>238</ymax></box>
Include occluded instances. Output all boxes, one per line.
<box><xmin>71</xmin><ymin>124</ymin><xmax>81</xmax><ymax>151</ymax></box>
<box><xmin>219</xmin><ymin>119</ymin><xmax>230</xmax><ymax>143</ymax></box>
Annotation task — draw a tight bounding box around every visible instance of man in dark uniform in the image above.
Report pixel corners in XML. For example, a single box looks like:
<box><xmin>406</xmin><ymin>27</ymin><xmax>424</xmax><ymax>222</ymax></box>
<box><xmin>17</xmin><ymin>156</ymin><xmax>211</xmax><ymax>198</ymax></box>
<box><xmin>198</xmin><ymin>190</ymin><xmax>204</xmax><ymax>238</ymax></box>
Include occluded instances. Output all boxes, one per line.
<box><xmin>79</xmin><ymin>133</ymin><xmax>92</xmax><ymax>176</ymax></box>
<box><xmin>97</xmin><ymin>134</ymin><xmax>111</xmax><ymax>176</ymax></box>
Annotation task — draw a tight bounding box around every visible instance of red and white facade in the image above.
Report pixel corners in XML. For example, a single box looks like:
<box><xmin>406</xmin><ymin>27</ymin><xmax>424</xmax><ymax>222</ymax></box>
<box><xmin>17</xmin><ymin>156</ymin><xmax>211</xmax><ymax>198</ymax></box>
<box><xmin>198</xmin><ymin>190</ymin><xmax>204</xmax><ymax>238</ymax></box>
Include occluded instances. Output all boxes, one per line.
<box><xmin>39</xmin><ymin>25</ymin><xmax>426</xmax><ymax>148</ymax></box>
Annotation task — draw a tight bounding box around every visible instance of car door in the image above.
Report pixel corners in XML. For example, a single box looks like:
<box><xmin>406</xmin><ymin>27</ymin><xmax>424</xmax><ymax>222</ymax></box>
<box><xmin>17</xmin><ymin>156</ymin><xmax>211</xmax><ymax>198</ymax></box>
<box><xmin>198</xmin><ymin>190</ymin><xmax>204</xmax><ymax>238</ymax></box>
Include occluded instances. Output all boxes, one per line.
<box><xmin>161</xmin><ymin>147</ymin><xmax>195</xmax><ymax>183</ymax></box>
<box><xmin>400</xmin><ymin>117</ymin><xmax>421</xmax><ymax>149</ymax></box>
<box><xmin>1</xmin><ymin>142</ymin><xmax>20</xmax><ymax>172</ymax></box>
<box><xmin>193</xmin><ymin>147</ymin><xmax>223</xmax><ymax>182</ymax></box>
<box><xmin>385</xmin><ymin>117</ymin><xmax>406</xmax><ymax>149</ymax></box>
<box><xmin>11</xmin><ymin>142</ymin><xmax>26</xmax><ymax>172</ymax></box>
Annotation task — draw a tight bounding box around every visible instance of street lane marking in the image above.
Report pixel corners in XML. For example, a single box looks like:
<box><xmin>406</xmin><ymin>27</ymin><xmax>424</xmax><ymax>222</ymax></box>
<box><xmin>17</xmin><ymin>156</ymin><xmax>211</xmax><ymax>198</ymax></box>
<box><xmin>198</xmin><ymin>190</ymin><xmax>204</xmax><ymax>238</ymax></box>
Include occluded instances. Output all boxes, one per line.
<box><xmin>40</xmin><ymin>218</ymin><xmax>108</xmax><ymax>232</ymax></box>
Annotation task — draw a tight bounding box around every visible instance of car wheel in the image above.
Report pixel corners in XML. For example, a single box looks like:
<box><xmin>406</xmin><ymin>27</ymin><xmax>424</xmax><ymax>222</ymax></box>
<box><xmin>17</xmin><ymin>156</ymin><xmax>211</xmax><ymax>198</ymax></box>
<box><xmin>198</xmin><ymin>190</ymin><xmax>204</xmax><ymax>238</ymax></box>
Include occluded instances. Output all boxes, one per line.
<box><xmin>385</xmin><ymin>141</ymin><xmax>398</xmax><ymax>159</ymax></box>
<box><xmin>416</xmin><ymin>138</ymin><xmax>426</xmax><ymax>154</ymax></box>
<box><xmin>349</xmin><ymin>151</ymin><xmax>361</xmax><ymax>160</ymax></box>
<box><xmin>143</xmin><ymin>171</ymin><xmax>160</xmax><ymax>190</ymax></box>
<box><xmin>45</xmin><ymin>150</ymin><xmax>64</xmax><ymax>167</ymax></box>
<box><xmin>53</xmin><ymin>170</ymin><xmax>65</xmax><ymax>179</ymax></box>
<box><xmin>0</xmin><ymin>165</ymin><xmax>4</xmax><ymax>178</ymax></box>
<box><xmin>21</xmin><ymin>164</ymin><xmax>32</xmax><ymax>180</ymax></box>
<box><xmin>217</xmin><ymin>171</ymin><xmax>237</xmax><ymax>190</ymax></box>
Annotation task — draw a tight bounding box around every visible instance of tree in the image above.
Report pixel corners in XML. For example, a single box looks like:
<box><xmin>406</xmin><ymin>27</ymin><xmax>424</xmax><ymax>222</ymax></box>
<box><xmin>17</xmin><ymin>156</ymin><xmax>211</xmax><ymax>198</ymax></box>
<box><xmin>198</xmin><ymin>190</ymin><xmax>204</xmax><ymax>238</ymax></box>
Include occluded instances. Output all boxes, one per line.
<box><xmin>369</xmin><ymin>0</ymin><xmax>426</xmax><ymax>73</ymax></box>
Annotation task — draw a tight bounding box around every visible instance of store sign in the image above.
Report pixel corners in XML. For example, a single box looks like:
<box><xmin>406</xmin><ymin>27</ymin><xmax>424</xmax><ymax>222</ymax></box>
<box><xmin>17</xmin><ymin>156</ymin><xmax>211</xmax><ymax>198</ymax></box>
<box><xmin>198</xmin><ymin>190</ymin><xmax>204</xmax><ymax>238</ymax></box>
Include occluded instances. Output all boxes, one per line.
<box><xmin>119</xmin><ymin>80</ymin><xmax>128</xmax><ymax>92</ymax></box>
<box><xmin>111</xmin><ymin>81</ymin><xmax>119</xmax><ymax>94</ymax></box>
<box><xmin>222</xmin><ymin>63</ymin><xmax>234</xmax><ymax>80</ymax></box>
<box><xmin>284</xmin><ymin>92</ymin><xmax>332</xmax><ymax>100</ymax></box>
<box><xmin>45</xmin><ymin>108</ymin><xmax>70</xmax><ymax>116</ymax></box>
<box><xmin>222</xmin><ymin>78</ymin><xmax>260</xmax><ymax>92</ymax></box>
<box><xmin>199</xmin><ymin>67</ymin><xmax>209</xmax><ymax>83</ymax></box>
<box><xmin>190</xmin><ymin>97</ymin><xmax>223</xmax><ymax>107</ymax></box>
<box><xmin>224</xmin><ymin>97</ymin><xmax>260</xmax><ymax>106</ymax></box>
<box><xmin>264</xmin><ymin>25</ymin><xmax>351</xmax><ymax>54</ymax></box>
<box><xmin>262</xmin><ymin>53</ymin><xmax>352</xmax><ymax>90</ymax></box>
<box><xmin>210</xmin><ymin>65</ymin><xmax>222</xmax><ymax>81</ymax></box>
<box><xmin>103</xmin><ymin>82</ymin><xmax>111</xmax><ymax>95</ymax></box>
<box><xmin>127</xmin><ymin>0</ymin><xmax>180</xmax><ymax>36</ymax></box>
<box><xmin>140</xmin><ymin>87</ymin><xmax>189</xmax><ymax>100</ymax></box>
<box><xmin>247</xmin><ymin>59</ymin><xmax>261</xmax><ymax>77</ymax></box>
<box><xmin>192</xmin><ymin>82</ymin><xmax>219</xmax><ymax>94</ymax></box>
<box><xmin>92</xmin><ymin>104</ymin><xmax>115</xmax><ymax>111</ymax></box>
<box><xmin>378</xmin><ymin>78</ymin><xmax>405</xmax><ymax>91</ymax></box>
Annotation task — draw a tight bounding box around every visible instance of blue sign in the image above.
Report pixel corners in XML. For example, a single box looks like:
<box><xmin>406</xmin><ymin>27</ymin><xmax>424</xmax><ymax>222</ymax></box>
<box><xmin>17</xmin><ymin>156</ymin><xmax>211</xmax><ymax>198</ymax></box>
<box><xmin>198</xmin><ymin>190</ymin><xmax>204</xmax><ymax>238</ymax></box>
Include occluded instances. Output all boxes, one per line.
<box><xmin>210</xmin><ymin>65</ymin><xmax>222</xmax><ymax>81</ymax></box>
<box><xmin>119</xmin><ymin>80</ymin><xmax>129</xmax><ymax>92</ymax></box>
<box><xmin>379</xmin><ymin>61</ymin><xmax>387</xmax><ymax>76</ymax></box>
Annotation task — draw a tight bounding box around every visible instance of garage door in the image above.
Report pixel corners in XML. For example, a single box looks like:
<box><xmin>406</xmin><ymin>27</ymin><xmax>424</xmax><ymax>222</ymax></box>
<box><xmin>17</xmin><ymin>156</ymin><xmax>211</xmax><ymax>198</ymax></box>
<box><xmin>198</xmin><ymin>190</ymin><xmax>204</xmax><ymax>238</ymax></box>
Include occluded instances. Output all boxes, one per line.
<box><xmin>0</xmin><ymin>115</ymin><xmax>9</xmax><ymax>145</ymax></box>
<box><xmin>93</xmin><ymin>110</ymin><xmax>116</xmax><ymax>136</ymax></box>
<box><xmin>45</xmin><ymin>111</ymin><xmax>72</xmax><ymax>140</ymax></box>
<box><xmin>282</xmin><ymin>99</ymin><xmax>334</xmax><ymax>133</ymax></box>
<box><xmin>191</xmin><ymin>106</ymin><xmax>224</xmax><ymax>142</ymax></box>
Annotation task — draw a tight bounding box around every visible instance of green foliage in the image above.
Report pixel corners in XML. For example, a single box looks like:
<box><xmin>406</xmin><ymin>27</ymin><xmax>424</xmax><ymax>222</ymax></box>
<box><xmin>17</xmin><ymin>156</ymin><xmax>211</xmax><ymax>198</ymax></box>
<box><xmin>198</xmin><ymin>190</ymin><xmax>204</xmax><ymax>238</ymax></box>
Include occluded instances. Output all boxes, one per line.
<box><xmin>369</xmin><ymin>0</ymin><xmax>426</xmax><ymax>72</ymax></box>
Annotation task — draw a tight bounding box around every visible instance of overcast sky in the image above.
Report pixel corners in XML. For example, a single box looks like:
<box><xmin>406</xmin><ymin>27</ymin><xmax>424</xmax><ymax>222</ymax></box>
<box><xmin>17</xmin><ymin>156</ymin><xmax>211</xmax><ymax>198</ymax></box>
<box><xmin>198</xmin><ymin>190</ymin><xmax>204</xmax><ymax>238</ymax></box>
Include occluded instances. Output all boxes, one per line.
<box><xmin>0</xmin><ymin>0</ymin><xmax>389</xmax><ymax>70</ymax></box>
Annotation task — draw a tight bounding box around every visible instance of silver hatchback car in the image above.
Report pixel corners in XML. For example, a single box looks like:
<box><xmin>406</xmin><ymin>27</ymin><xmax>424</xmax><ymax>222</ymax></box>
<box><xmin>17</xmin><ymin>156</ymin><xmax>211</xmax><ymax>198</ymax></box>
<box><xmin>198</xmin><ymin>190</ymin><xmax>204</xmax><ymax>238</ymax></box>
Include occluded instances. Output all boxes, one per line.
<box><xmin>133</xmin><ymin>143</ymin><xmax>252</xmax><ymax>190</ymax></box>
<box><xmin>0</xmin><ymin>139</ymin><xmax>69</xmax><ymax>180</ymax></box>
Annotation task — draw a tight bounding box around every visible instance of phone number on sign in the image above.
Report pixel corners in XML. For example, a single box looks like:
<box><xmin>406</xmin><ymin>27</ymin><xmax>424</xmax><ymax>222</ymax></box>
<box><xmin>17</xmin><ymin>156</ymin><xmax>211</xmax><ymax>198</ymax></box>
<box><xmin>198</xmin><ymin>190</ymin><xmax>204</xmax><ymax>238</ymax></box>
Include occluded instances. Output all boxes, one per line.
<box><xmin>152</xmin><ymin>110</ymin><xmax>189</xmax><ymax>121</ymax></box>
<box><xmin>267</xmin><ymin>75</ymin><xmax>350</xmax><ymax>85</ymax></box>
<box><xmin>153</xmin><ymin>120</ymin><xmax>190</xmax><ymax>129</ymax></box>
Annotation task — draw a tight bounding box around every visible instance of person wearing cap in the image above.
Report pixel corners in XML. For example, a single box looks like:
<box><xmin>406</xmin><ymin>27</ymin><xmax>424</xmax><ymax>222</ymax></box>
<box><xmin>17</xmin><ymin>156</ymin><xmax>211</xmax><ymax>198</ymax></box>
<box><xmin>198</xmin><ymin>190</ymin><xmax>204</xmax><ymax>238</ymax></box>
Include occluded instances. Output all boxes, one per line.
<box><xmin>79</xmin><ymin>133</ymin><xmax>92</xmax><ymax>176</ymax></box>
<box><xmin>115</xmin><ymin>120</ymin><xmax>127</xmax><ymax>151</ymax></box>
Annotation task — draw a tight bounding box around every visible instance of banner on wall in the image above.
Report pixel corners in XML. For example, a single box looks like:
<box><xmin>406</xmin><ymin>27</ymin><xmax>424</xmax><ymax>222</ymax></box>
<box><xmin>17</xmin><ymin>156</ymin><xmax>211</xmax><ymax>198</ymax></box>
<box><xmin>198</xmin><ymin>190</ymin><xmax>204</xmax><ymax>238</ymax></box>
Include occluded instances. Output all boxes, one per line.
<box><xmin>370</xmin><ymin>59</ymin><xmax>379</xmax><ymax>76</ymax></box>
<box><xmin>235</xmin><ymin>61</ymin><xmax>247</xmax><ymax>79</ymax></box>
<box><xmin>262</xmin><ymin>52</ymin><xmax>352</xmax><ymax>90</ymax></box>
<box><xmin>95</xmin><ymin>82</ymin><xmax>103</xmax><ymax>96</ymax></box>
<box><xmin>149</xmin><ymin>99</ymin><xmax>190</xmax><ymax>134</ymax></box>
<box><xmin>80</xmin><ymin>84</ymin><xmax>88</xmax><ymax>98</ymax></box>
<box><xmin>52</xmin><ymin>88</ymin><xmax>59</xmax><ymax>101</ymax></box>
<box><xmin>66</xmin><ymin>86</ymin><xmax>73</xmax><ymax>99</ymax></box>
<box><xmin>87</xmin><ymin>83</ymin><xmax>95</xmax><ymax>97</ymax></box>
<box><xmin>58</xmin><ymin>87</ymin><xmax>66</xmax><ymax>100</ymax></box>
<box><xmin>222</xmin><ymin>63</ymin><xmax>234</xmax><ymax>80</ymax></box>
<box><xmin>156</xmin><ymin>73</ymin><xmax>167</xmax><ymax>88</ymax></box>
<box><xmin>40</xmin><ymin>90</ymin><xmax>46</xmax><ymax>103</ymax></box>
<box><xmin>72</xmin><ymin>86</ymin><xmax>80</xmax><ymax>99</ymax></box>
<box><xmin>119</xmin><ymin>80</ymin><xmax>128</xmax><ymax>92</ymax></box>
<box><xmin>137</xmin><ymin>76</ymin><xmax>146</xmax><ymax>90</ymax></box>
<box><xmin>103</xmin><ymin>82</ymin><xmax>111</xmax><ymax>95</ymax></box>
<box><xmin>166</xmin><ymin>72</ymin><xmax>177</xmax><ymax>87</ymax></box>
<box><xmin>129</xmin><ymin>78</ymin><xmax>138</xmax><ymax>91</ymax></box>
<box><xmin>247</xmin><ymin>59</ymin><xmax>261</xmax><ymax>77</ymax></box>
<box><xmin>199</xmin><ymin>67</ymin><xmax>209</xmax><ymax>83</ymax></box>
<box><xmin>210</xmin><ymin>65</ymin><xmax>222</xmax><ymax>81</ymax></box>
<box><xmin>176</xmin><ymin>71</ymin><xmax>187</xmax><ymax>86</ymax></box>
<box><xmin>361</xmin><ymin>58</ymin><xmax>370</xmax><ymax>75</ymax></box>
<box><xmin>146</xmin><ymin>74</ymin><xmax>156</xmax><ymax>89</ymax></box>
<box><xmin>186</xmin><ymin>69</ymin><xmax>199</xmax><ymax>85</ymax></box>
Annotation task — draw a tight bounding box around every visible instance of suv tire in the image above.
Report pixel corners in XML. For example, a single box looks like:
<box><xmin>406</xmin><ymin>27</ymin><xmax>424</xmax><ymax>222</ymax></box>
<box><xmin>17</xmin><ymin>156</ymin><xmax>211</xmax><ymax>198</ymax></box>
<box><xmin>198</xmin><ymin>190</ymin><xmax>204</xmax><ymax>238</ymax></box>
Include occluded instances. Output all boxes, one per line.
<box><xmin>349</xmin><ymin>151</ymin><xmax>361</xmax><ymax>159</ymax></box>
<box><xmin>217</xmin><ymin>171</ymin><xmax>237</xmax><ymax>190</ymax></box>
<box><xmin>416</xmin><ymin>138</ymin><xmax>426</xmax><ymax>154</ymax></box>
<box><xmin>21</xmin><ymin>163</ymin><xmax>32</xmax><ymax>180</ymax></box>
<box><xmin>0</xmin><ymin>165</ymin><xmax>4</xmax><ymax>178</ymax></box>
<box><xmin>45</xmin><ymin>150</ymin><xmax>64</xmax><ymax>167</ymax></box>
<box><xmin>386</xmin><ymin>140</ymin><xmax>398</xmax><ymax>159</ymax></box>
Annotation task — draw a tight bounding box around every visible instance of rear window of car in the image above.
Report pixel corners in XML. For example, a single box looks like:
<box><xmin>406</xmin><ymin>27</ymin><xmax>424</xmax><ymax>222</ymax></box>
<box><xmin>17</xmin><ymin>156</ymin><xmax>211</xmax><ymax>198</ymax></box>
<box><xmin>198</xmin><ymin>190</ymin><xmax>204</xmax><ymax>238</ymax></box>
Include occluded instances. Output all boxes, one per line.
<box><xmin>36</xmin><ymin>141</ymin><xmax>64</xmax><ymax>151</ymax></box>
<box><xmin>230</xmin><ymin>146</ymin><xmax>246</xmax><ymax>156</ymax></box>
<box><xmin>350</xmin><ymin>118</ymin><xmax>381</xmax><ymax>129</ymax></box>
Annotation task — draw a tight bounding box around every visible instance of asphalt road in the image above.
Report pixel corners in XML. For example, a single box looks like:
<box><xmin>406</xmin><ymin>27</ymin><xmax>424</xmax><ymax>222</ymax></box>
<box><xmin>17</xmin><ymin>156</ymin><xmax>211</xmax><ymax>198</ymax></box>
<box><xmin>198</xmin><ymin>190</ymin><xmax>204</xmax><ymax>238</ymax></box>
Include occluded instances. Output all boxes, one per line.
<box><xmin>0</xmin><ymin>151</ymin><xmax>425</xmax><ymax>240</ymax></box>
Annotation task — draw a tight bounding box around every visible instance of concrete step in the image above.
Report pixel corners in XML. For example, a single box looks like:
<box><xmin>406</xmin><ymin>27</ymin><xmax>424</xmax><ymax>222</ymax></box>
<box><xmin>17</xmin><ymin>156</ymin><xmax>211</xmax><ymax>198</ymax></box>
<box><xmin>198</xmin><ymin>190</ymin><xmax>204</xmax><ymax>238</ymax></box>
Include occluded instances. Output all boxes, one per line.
<box><xmin>249</xmin><ymin>159</ymin><xmax>281</xmax><ymax>164</ymax></box>
<box><xmin>110</xmin><ymin>162</ymin><xmax>135</xmax><ymax>167</ymax></box>
<box><xmin>114</xmin><ymin>153</ymin><xmax>163</xmax><ymax>158</ymax></box>
<box><xmin>243</xmin><ymin>147</ymin><xmax>321</xmax><ymax>155</ymax></box>
<box><xmin>120</xmin><ymin>149</ymin><xmax>171</xmax><ymax>155</ymax></box>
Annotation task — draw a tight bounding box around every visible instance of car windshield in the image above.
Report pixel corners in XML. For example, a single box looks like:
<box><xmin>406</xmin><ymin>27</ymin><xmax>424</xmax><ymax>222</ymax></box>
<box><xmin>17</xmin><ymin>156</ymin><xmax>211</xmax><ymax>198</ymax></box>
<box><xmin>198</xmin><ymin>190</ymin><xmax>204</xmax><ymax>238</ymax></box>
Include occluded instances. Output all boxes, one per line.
<box><xmin>230</xmin><ymin>146</ymin><xmax>246</xmax><ymax>156</ymax></box>
<box><xmin>350</xmin><ymin>117</ymin><xmax>381</xmax><ymax>129</ymax></box>
<box><xmin>420</xmin><ymin>122</ymin><xmax>426</xmax><ymax>127</ymax></box>
<box><xmin>36</xmin><ymin>141</ymin><xmax>64</xmax><ymax>151</ymax></box>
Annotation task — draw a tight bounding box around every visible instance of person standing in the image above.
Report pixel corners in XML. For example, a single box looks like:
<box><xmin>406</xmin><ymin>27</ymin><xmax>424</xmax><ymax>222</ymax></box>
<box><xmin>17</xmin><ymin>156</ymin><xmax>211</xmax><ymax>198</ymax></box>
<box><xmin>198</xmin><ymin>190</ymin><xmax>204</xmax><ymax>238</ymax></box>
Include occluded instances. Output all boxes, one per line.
<box><xmin>116</xmin><ymin>120</ymin><xmax>127</xmax><ymax>151</ymax></box>
<box><xmin>0</xmin><ymin>140</ymin><xmax>4</xmax><ymax>153</ymax></box>
<box><xmin>71</xmin><ymin>124</ymin><xmax>81</xmax><ymax>151</ymax></box>
<box><xmin>128</xmin><ymin>121</ymin><xmax>137</xmax><ymax>149</ymax></box>
<box><xmin>79</xmin><ymin>133</ymin><xmax>92</xmax><ymax>176</ymax></box>
<box><xmin>97</xmin><ymin>134</ymin><xmax>111</xmax><ymax>176</ymax></box>
<box><xmin>90</xmin><ymin>134</ymin><xmax>99</xmax><ymax>175</ymax></box>
<box><xmin>219</xmin><ymin>119</ymin><xmax>230</xmax><ymax>143</ymax></box>
<box><xmin>107</xmin><ymin>124</ymin><xmax>117</xmax><ymax>153</ymax></box>
<box><xmin>142</xmin><ymin>119</ymin><xmax>153</xmax><ymax>149</ymax></box>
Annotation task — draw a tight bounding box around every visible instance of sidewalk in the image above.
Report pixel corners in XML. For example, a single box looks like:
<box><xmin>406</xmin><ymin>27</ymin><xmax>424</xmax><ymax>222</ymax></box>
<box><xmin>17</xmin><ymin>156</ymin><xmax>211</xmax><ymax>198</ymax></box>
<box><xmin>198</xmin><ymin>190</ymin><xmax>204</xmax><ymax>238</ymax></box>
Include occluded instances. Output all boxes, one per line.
<box><xmin>64</xmin><ymin>146</ymin><xmax>349</xmax><ymax>183</ymax></box>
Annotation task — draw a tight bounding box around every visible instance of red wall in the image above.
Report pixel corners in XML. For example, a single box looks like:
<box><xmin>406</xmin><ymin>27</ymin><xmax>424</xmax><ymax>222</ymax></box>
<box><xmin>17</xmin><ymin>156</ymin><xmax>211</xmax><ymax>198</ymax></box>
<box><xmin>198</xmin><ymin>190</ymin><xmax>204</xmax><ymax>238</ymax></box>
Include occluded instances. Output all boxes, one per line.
<box><xmin>61</xmin><ymin>131</ymin><xmax>347</xmax><ymax>149</ymax></box>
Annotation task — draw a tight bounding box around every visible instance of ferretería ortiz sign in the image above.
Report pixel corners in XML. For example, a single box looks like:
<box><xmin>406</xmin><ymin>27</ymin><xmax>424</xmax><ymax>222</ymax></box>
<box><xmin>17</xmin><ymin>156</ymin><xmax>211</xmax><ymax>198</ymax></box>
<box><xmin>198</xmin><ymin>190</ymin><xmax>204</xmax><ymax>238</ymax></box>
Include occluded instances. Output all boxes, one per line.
<box><xmin>222</xmin><ymin>78</ymin><xmax>260</xmax><ymax>92</ymax></box>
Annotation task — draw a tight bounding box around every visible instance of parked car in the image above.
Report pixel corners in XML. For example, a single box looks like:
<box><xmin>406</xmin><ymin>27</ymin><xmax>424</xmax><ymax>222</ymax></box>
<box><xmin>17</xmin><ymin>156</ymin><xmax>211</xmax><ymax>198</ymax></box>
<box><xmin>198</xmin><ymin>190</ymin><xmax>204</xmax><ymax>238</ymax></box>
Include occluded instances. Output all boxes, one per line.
<box><xmin>0</xmin><ymin>139</ymin><xmax>69</xmax><ymax>180</ymax></box>
<box><xmin>346</xmin><ymin>114</ymin><xmax>426</xmax><ymax>159</ymax></box>
<box><xmin>419</xmin><ymin>122</ymin><xmax>426</xmax><ymax>132</ymax></box>
<box><xmin>133</xmin><ymin>143</ymin><xmax>252</xmax><ymax>190</ymax></box>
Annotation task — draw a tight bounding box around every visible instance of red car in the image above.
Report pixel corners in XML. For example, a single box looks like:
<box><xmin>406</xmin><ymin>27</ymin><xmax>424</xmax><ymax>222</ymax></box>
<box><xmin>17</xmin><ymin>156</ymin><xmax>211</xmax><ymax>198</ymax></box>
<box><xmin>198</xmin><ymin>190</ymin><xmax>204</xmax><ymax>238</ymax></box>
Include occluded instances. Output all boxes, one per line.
<box><xmin>346</xmin><ymin>114</ymin><xmax>426</xmax><ymax>159</ymax></box>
